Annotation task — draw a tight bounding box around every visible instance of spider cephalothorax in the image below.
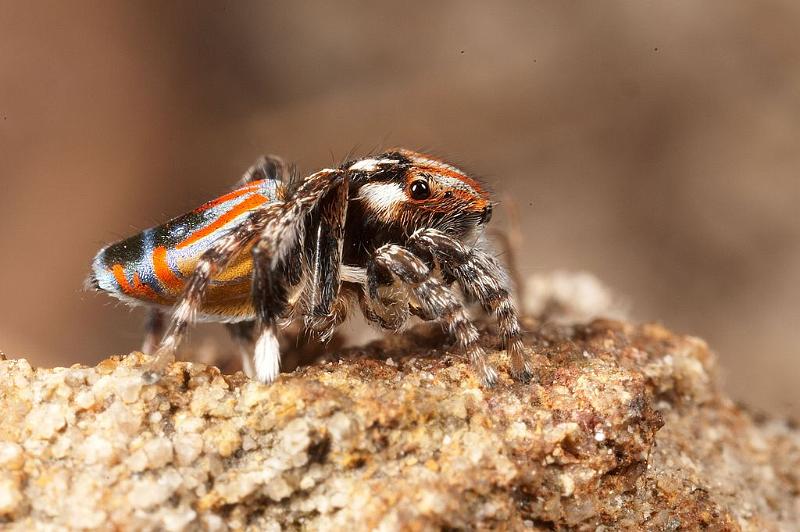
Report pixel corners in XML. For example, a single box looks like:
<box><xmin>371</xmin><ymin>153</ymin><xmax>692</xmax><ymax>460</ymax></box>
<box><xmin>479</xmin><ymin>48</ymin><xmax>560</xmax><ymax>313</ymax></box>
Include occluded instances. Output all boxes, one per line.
<box><xmin>89</xmin><ymin>149</ymin><xmax>531</xmax><ymax>385</ymax></box>
<box><xmin>345</xmin><ymin>149</ymin><xmax>493</xmax><ymax>244</ymax></box>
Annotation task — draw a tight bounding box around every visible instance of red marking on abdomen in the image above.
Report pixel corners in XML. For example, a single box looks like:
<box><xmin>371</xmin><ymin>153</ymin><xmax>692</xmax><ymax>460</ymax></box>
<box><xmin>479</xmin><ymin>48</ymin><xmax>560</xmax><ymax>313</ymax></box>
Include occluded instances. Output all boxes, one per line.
<box><xmin>152</xmin><ymin>246</ymin><xmax>183</xmax><ymax>292</ymax></box>
<box><xmin>193</xmin><ymin>183</ymin><xmax>260</xmax><ymax>213</ymax></box>
<box><xmin>178</xmin><ymin>194</ymin><xmax>268</xmax><ymax>249</ymax></box>
<box><xmin>112</xmin><ymin>264</ymin><xmax>159</xmax><ymax>300</ymax></box>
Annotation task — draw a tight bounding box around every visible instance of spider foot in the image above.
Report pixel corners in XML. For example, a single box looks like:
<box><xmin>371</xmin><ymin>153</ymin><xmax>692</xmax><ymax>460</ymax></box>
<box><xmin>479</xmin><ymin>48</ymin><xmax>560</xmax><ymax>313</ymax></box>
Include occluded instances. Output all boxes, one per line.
<box><xmin>480</xmin><ymin>363</ymin><xmax>499</xmax><ymax>388</ymax></box>
<box><xmin>510</xmin><ymin>366</ymin><xmax>533</xmax><ymax>384</ymax></box>
<box><xmin>509</xmin><ymin>341</ymin><xmax>534</xmax><ymax>383</ymax></box>
<box><xmin>141</xmin><ymin>348</ymin><xmax>175</xmax><ymax>384</ymax></box>
<box><xmin>304</xmin><ymin>314</ymin><xmax>338</xmax><ymax>343</ymax></box>
<box><xmin>471</xmin><ymin>349</ymin><xmax>499</xmax><ymax>387</ymax></box>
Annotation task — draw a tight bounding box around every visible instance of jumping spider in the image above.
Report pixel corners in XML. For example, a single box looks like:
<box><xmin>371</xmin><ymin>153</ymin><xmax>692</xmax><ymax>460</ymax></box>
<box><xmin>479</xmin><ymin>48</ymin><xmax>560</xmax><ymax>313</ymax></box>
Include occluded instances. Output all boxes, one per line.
<box><xmin>88</xmin><ymin>149</ymin><xmax>532</xmax><ymax>385</ymax></box>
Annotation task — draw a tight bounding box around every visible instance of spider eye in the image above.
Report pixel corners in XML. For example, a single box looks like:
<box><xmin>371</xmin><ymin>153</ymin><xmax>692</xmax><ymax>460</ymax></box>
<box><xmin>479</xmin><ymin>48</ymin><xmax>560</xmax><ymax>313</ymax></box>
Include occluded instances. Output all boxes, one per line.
<box><xmin>409</xmin><ymin>180</ymin><xmax>431</xmax><ymax>200</ymax></box>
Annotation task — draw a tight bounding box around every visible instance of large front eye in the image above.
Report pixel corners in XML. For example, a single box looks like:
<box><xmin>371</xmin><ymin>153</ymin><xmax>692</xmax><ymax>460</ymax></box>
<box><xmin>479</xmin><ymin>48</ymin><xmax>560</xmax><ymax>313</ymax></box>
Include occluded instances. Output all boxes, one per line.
<box><xmin>409</xmin><ymin>180</ymin><xmax>430</xmax><ymax>200</ymax></box>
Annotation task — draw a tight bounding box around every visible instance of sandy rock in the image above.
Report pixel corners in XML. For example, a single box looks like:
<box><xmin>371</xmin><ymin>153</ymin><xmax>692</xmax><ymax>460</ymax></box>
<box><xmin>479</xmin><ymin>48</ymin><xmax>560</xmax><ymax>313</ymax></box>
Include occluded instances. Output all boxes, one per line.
<box><xmin>0</xmin><ymin>319</ymin><xmax>798</xmax><ymax>530</ymax></box>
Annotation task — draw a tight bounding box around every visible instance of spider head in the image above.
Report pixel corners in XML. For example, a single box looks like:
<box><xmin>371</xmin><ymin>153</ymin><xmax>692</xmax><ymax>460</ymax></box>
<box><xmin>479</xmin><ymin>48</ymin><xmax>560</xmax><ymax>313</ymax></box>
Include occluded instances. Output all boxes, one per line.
<box><xmin>348</xmin><ymin>149</ymin><xmax>493</xmax><ymax>240</ymax></box>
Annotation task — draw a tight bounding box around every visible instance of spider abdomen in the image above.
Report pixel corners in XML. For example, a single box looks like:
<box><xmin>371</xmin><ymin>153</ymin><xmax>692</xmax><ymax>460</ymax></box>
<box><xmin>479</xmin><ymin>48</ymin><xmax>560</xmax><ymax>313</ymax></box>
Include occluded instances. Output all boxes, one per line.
<box><xmin>90</xmin><ymin>178</ymin><xmax>282</xmax><ymax>320</ymax></box>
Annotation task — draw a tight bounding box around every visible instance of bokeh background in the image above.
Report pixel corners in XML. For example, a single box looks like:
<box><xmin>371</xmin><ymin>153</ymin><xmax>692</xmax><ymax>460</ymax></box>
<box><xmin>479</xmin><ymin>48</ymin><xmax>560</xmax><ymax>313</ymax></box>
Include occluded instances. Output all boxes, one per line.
<box><xmin>1</xmin><ymin>1</ymin><xmax>798</xmax><ymax>417</ymax></box>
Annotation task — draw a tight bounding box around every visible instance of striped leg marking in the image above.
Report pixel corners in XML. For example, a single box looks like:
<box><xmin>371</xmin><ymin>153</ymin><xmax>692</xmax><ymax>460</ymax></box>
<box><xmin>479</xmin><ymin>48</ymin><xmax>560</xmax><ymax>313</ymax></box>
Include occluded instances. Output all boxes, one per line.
<box><xmin>358</xmin><ymin>286</ymin><xmax>411</xmax><ymax>332</ymax></box>
<box><xmin>408</xmin><ymin>229</ymin><xmax>532</xmax><ymax>380</ymax></box>
<box><xmin>252</xmin><ymin>170</ymin><xmax>346</xmax><ymax>323</ymax></box>
<box><xmin>251</xmin><ymin>169</ymin><xmax>347</xmax><ymax>327</ymax></box>
<box><xmin>305</xmin><ymin>172</ymin><xmax>350</xmax><ymax>340</ymax></box>
<box><xmin>373</xmin><ymin>244</ymin><xmax>498</xmax><ymax>386</ymax></box>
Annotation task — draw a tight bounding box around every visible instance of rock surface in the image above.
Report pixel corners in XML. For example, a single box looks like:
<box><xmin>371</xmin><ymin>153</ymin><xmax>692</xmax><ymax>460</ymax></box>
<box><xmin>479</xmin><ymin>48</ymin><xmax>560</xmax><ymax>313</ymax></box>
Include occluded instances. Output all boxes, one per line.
<box><xmin>1</xmin><ymin>319</ymin><xmax>798</xmax><ymax>530</ymax></box>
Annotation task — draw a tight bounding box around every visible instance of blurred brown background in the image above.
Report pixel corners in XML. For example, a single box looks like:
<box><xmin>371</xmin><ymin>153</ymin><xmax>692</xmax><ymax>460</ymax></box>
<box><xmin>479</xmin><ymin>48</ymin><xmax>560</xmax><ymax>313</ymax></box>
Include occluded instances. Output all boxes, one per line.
<box><xmin>1</xmin><ymin>1</ymin><xmax>797</xmax><ymax>416</ymax></box>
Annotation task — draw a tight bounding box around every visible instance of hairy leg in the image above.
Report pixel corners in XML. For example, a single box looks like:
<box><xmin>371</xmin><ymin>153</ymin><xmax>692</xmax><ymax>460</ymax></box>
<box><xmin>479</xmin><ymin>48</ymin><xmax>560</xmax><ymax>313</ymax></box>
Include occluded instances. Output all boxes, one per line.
<box><xmin>226</xmin><ymin>320</ymin><xmax>300</xmax><ymax>383</ymax></box>
<box><xmin>248</xmin><ymin>169</ymin><xmax>348</xmax><ymax>381</ymax></box>
<box><xmin>408</xmin><ymin>229</ymin><xmax>532</xmax><ymax>380</ymax></box>
<box><xmin>304</xmin><ymin>172</ymin><xmax>350</xmax><ymax>339</ymax></box>
<box><xmin>144</xmin><ymin>207</ymin><xmax>274</xmax><ymax>380</ymax></box>
<box><xmin>358</xmin><ymin>286</ymin><xmax>411</xmax><ymax>332</ymax></box>
<box><xmin>253</xmin><ymin>320</ymin><xmax>280</xmax><ymax>383</ymax></box>
<box><xmin>305</xmin><ymin>292</ymin><xmax>353</xmax><ymax>342</ymax></box>
<box><xmin>158</xmin><ymin>154</ymin><xmax>285</xmax><ymax>369</ymax></box>
<box><xmin>371</xmin><ymin>244</ymin><xmax>498</xmax><ymax>386</ymax></box>
<box><xmin>252</xmin><ymin>169</ymin><xmax>347</xmax><ymax>324</ymax></box>
<box><xmin>225</xmin><ymin>321</ymin><xmax>256</xmax><ymax>378</ymax></box>
<box><xmin>141</xmin><ymin>308</ymin><xmax>165</xmax><ymax>355</ymax></box>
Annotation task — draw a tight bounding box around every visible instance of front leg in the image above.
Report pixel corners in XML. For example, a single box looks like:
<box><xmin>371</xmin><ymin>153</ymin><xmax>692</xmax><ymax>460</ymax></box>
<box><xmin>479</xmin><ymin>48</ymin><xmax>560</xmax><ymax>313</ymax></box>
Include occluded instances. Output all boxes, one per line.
<box><xmin>250</xmin><ymin>169</ymin><xmax>348</xmax><ymax>382</ymax></box>
<box><xmin>371</xmin><ymin>244</ymin><xmax>498</xmax><ymax>386</ymax></box>
<box><xmin>357</xmin><ymin>286</ymin><xmax>411</xmax><ymax>332</ymax></box>
<box><xmin>304</xmin><ymin>170</ymin><xmax>350</xmax><ymax>340</ymax></box>
<box><xmin>252</xmin><ymin>168</ymin><xmax>348</xmax><ymax>324</ymax></box>
<box><xmin>408</xmin><ymin>229</ymin><xmax>532</xmax><ymax>380</ymax></box>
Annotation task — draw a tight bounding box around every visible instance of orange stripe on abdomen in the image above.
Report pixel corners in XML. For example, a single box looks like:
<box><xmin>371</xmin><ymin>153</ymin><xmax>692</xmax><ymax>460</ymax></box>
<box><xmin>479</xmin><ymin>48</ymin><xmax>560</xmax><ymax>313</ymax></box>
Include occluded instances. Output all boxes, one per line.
<box><xmin>193</xmin><ymin>183</ymin><xmax>260</xmax><ymax>213</ymax></box>
<box><xmin>112</xmin><ymin>264</ymin><xmax>131</xmax><ymax>291</ymax></box>
<box><xmin>177</xmin><ymin>194</ymin><xmax>267</xmax><ymax>249</ymax></box>
<box><xmin>152</xmin><ymin>246</ymin><xmax>183</xmax><ymax>292</ymax></box>
<box><xmin>112</xmin><ymin>264</ymin><xmax>159</xmax><ymax>300</ymax></box>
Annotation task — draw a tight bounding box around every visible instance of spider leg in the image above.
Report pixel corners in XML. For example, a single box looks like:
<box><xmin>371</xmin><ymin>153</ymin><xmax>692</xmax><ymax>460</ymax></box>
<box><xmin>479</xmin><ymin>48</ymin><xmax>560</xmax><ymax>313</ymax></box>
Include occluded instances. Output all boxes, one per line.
<box><xmin>304</xmin><ymin>171</ymin><xmax>350</xmax><ymax>340</ymax></box>
<box><xmin>408</xmin><ymin>229</ymin><xmax>532</xmax><ymax>381</ymax></box>
<box><xmin>252</xmin><ymin>169</ymin><xmax>347</xmax><ymax>323</ymax></box>
<box><xmin>371</xmin><ymin>244</ymin><xmax>498</xmax><ymax>386</ymax></box>
<box><xmin>357</xmin><ymin>286</ymin><xmax>410</xmax><ymax>331</ymax></box>
<box><xmin>305</xmin><ymin>293</ymin><xmax>353</xmax><ymax>342</ymax></box>
<box><xmin>234</xmin><ymin>155</ymin><xmax>288</xmax><ymax>187</ymax></box>
<box><xmin>141</xmin><ymin>307</ymin><xmax>165</xmax><ymax>355</ymax></box>
<box><xmin>252</xmin><ymin>320</ymin><xmax>280</xmax><ymax>383</ymax></box>
<box><xmin>250</xmin><ymin>169</ymin><xmax>347</xmax><ymax>381</ymax></box>
<box><xmin>144</xmin><ymin>206</ymin><xmax>273</xmax><ymax>381</ymax></box>
<box><xmin>225</xmin><ymin>321</ymin><xmax>256</xmax><ymax>378</ymax></box>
